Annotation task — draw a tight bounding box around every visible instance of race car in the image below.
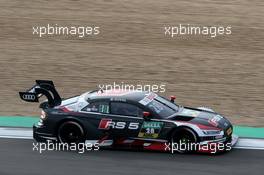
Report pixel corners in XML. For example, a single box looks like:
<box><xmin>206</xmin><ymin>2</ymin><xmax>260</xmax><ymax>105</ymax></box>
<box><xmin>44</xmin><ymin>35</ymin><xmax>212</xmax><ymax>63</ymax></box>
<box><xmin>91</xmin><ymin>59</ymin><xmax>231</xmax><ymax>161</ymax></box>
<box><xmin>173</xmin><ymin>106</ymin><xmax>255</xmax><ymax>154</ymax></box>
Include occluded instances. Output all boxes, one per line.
<box><xmin>19</xmin><ymin>80</ymin><xmax>238</xmax><ymax>154</ymax></box>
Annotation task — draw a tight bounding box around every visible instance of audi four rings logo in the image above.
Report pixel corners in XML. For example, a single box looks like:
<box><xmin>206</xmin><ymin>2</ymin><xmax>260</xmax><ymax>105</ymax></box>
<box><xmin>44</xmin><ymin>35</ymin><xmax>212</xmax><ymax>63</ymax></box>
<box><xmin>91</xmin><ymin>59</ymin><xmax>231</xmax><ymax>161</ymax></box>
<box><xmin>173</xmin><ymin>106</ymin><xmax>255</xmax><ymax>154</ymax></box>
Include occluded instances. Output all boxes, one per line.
<box><xmin>22</xmin><ymin>94</ymin><xmax>36</xmax><ymax>100</ymax></box>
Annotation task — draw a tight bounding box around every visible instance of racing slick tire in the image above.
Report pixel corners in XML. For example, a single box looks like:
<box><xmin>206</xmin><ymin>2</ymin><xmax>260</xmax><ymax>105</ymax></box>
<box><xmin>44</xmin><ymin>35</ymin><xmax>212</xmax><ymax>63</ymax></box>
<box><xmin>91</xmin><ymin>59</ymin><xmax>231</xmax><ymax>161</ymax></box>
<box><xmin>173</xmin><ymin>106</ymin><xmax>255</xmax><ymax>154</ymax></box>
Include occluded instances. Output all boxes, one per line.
<box><xmin>170</xmin><ymin>127</ymin><xmax>198</xmax><ymax>154</ymax></box>
<box><xmin>57</xmin><ymin>121</ymin><xmax>85</xmax><ymax>144</ymax></box>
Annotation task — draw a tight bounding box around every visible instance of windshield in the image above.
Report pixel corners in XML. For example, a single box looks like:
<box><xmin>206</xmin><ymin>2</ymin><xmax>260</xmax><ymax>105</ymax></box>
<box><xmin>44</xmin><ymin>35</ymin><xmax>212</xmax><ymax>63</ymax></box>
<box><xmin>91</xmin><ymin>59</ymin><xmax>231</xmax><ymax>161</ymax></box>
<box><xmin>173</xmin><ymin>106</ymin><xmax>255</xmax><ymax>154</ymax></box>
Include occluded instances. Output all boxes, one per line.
<box><xmin>156</xmin><ymin>96</ymin><xmax>179</xmax><ymax>111</ymax></box>
<box><xmin>145</xmin><ymin>95</ymin><xmax>179</xmax><ymax>118</ymax></box>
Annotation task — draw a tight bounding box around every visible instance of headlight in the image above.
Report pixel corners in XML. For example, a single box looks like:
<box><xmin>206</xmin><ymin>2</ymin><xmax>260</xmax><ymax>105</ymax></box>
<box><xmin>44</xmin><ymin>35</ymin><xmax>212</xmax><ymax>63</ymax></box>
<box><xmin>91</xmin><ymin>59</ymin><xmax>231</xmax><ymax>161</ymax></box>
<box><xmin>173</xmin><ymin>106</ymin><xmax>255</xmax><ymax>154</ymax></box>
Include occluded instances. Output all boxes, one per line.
<box><xmin>202</xmin><ymin>130</ymin><xmax>221</xmax><ymax>135</ymax></box>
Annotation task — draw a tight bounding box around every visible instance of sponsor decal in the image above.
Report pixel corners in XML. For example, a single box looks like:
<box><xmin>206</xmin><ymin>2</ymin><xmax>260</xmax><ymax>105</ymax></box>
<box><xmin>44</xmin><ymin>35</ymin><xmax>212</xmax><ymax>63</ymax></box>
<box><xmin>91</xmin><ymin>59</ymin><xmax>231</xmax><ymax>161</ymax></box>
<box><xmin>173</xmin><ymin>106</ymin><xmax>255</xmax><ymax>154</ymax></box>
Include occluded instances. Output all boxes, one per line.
<box><xmin>208</xmin><ymin>115</ymin><xmax>223</xmax><ymax>127</ymax></box>
<box><xmin>138</xmin><ymin>121</ymin><xmax>163</xmax><ymax>138</ymax></box>
<box><xmin>139</xmin><ymin>92</ymin><xmax>157</xmax><ymax>105</ymax></box>
<box><xmin>98</xmin><ymin>119</ymin><xmax>139</xmax><ymax>130</ymax></box>
<box><xmin>98</xmin><ymin>118</ymin><xmax>112</xmax><ymax>130</ymax></box>
<box><xmin>226</xmin><ymin>127</ymin><xmax>232</xmax><ymax>136</ymax></box>
<box><xmin>22</xmin><ymin>94</ymin><xmax>36</xmax><ymax>100</ymax></box>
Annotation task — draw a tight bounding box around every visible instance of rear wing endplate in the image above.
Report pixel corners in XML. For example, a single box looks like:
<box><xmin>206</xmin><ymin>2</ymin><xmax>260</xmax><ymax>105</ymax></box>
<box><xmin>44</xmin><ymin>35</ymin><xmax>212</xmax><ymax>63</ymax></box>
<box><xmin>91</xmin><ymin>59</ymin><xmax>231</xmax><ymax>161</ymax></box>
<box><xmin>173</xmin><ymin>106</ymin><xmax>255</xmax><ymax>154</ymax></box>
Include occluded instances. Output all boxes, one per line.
<box><xmin>19</xmin><ymin>80</ymin><xmax>62</xmax><ymax>107</ymax></box>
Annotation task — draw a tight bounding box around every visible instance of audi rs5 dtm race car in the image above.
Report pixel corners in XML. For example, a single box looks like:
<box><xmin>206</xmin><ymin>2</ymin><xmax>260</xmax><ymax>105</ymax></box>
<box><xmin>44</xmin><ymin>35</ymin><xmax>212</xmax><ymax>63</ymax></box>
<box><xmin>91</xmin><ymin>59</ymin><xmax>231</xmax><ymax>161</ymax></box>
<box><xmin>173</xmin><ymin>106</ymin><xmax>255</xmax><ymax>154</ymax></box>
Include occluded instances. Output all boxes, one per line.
<box><xmin>19</xmin><ymin>80</ymin><xmax>238</xmax><ymax>154</ymax></box>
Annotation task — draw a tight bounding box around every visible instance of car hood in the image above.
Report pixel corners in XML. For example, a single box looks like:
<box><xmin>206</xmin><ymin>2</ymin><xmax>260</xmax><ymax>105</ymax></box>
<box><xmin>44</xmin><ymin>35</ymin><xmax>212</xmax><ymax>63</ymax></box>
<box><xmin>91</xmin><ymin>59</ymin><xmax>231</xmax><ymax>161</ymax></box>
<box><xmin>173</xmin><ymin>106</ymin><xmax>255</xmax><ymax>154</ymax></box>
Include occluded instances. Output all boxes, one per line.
<box><xmin>170</xmin><ymin>107</ymin><xmax>231</xmax><ymax>130</ymax></box>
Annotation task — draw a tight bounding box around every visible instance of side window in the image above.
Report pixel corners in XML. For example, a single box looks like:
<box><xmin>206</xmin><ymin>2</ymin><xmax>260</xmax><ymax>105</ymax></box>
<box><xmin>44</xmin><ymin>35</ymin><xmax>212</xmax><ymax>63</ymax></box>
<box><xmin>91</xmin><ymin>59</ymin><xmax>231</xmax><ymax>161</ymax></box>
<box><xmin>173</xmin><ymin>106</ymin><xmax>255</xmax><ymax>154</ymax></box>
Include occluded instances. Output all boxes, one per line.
<box><xmin>110</xmin><ymin>102</ymin><xmax>143</xmax><ymax>117</ymax></box>
<box><xmin>82</xmin><ymin>101</ymin><xmax>109</xmax><ymax>114</ymax></box>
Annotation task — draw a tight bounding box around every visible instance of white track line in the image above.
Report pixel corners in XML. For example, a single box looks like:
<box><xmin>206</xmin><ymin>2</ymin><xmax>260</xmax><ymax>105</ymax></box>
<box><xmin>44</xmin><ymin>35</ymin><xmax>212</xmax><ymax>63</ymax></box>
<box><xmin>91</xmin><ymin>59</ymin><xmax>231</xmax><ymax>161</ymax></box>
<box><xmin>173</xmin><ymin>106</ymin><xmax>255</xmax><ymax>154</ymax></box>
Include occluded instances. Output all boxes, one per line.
<box><xmin>235</xmin><ymin>138</ymin><xmax>264</xmax><ymax>150</ymax></box>
<box><xmin>0</xmin><ymin>127</ymin><xmax>264</xmax><ymax>150</ymax></box>
<box><xmin>0</xmin><ymin>127</ymin><xmax>32</xmax><ymax>139</ymax></box>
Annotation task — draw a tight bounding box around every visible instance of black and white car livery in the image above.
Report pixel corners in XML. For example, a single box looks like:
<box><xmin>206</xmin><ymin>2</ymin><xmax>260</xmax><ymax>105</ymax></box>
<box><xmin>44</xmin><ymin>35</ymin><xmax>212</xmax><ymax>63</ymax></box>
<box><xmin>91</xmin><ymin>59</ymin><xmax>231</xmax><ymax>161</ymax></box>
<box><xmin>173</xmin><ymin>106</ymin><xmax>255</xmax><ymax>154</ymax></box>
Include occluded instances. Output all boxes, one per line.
<box><xmin>19</xmin><ymin>80</ymin><xmax>238</xmax><ymax>153</ymax></box>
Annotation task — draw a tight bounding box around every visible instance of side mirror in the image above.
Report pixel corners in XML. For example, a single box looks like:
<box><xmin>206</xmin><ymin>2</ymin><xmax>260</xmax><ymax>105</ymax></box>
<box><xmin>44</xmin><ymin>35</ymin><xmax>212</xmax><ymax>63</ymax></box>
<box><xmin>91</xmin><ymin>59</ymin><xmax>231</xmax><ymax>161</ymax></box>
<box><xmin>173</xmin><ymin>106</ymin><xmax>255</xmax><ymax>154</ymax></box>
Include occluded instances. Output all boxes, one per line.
<box><xmin>170</xmin><ymin>95</ymin><xmax>176</xmax><ymax>103</ymax></box>
<box><xmin>143</xmin><ymin>111</ymin><xmax>151</xmax><ymax>120</ymax></box>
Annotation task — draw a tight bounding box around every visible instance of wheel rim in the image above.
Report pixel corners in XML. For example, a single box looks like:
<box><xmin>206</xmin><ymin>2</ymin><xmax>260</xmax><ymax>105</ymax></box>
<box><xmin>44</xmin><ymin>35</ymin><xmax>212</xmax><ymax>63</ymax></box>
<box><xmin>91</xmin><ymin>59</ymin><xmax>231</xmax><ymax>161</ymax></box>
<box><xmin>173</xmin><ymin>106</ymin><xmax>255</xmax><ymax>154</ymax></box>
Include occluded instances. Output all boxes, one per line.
<box><xmin>180</xmin><ymin>137</ymin><xmax>191</xmax><ymax>144</ymax></box>
<box><xmin>58</xmin><ymin>122</ymin><xmax>84</xmax><ymax>143</ymax></box>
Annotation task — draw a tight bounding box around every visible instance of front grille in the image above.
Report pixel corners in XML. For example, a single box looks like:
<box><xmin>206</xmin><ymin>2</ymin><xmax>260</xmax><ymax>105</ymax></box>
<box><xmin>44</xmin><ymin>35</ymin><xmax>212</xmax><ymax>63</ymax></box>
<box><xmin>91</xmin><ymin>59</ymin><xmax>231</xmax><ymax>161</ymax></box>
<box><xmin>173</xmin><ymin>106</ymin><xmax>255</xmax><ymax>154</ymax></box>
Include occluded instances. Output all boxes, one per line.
<box><xmin>200</xmin><ymin>136</ymin><xmax>216</xmax><ymax>141</ymax></box>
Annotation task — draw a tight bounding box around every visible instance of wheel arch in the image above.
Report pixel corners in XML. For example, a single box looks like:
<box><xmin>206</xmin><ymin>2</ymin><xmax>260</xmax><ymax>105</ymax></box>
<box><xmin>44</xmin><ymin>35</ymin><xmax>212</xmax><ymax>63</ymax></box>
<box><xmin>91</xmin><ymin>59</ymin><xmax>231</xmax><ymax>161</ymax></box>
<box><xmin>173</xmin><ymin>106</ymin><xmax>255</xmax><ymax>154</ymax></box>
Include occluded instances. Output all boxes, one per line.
<box><xmin>167</xmin><ymin>125</ymin><xmax>200</xmax><ymax>142</ymax></box>
<box><xmin>55</xmin><ymin>116</ymin><xmax>86</xmax><ymax>136</ymax></box>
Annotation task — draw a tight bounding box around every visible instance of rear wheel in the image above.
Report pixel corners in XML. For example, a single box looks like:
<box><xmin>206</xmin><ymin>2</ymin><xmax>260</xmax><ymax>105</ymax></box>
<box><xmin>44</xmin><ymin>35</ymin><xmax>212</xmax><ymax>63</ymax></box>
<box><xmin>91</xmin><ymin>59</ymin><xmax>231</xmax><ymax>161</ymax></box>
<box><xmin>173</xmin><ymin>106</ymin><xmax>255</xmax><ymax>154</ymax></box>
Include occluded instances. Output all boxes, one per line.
<box><xmin>171</xmin><ymin>128</ymin><xmax>198</xmax><ymax>154</ymax></box>
<box><xmin>57</xmin><ymin>121</ymin><xmax>85</xmax><ymax>144</ymax></box>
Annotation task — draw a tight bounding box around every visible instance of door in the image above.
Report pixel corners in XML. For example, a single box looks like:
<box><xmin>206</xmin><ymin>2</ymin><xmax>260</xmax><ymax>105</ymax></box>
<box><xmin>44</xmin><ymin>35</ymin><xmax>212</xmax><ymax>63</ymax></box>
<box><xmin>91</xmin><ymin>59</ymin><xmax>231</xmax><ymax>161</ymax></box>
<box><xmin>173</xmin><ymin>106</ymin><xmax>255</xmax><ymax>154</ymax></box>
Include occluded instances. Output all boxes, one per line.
<box><xmin>107</xmin><ymin>101</ymin><xmax>144</xmax><ymax>138</ymax></box>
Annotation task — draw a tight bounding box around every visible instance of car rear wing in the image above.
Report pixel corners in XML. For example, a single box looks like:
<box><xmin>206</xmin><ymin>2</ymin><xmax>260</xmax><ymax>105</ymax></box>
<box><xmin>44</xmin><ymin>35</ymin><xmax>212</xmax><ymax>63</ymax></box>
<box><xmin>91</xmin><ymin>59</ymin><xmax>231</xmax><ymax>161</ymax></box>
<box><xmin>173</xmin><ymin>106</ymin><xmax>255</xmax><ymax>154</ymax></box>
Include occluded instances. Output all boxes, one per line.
<box><xmin>19</xmin><ymin>80</ymin><xmax>62</xmax><ymax>107</ymax></box>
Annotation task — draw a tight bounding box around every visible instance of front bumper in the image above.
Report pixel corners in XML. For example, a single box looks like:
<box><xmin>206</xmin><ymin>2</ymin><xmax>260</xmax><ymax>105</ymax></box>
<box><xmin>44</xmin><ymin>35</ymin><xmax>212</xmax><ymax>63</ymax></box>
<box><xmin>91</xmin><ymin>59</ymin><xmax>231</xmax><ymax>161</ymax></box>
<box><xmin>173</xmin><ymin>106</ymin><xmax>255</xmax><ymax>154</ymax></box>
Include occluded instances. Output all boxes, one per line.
<box><xmin>230</xmin><ymin>134</ymin><xmax>239</xmax><ymax>147</ymax></box>
<box><xmin>197</xmin><ymin>134</ymin><xmax>239</xmax><ymax>153</ymax></box>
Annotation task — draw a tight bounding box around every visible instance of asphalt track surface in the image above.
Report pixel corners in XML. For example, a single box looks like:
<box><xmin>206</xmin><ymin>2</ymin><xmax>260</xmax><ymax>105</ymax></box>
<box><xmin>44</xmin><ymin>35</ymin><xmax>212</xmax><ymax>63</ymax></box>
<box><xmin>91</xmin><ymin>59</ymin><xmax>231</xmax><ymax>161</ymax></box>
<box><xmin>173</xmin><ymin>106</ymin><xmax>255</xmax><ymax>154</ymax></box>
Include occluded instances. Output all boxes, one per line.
<box><xmin>0</xmin><ymin>138</ymin><xmax>263</xmax><ymax>175</ymax></box>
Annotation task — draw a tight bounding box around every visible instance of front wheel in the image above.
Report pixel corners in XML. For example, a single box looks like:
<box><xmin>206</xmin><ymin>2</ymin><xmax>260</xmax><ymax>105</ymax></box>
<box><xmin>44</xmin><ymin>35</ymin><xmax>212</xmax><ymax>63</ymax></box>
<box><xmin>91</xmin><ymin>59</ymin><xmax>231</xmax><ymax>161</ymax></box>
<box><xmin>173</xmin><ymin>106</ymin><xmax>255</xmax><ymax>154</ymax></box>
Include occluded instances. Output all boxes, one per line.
<box><xmin>57</xmin><ymin>121</ymin><xmax>85</xmax><ymax>144</ymax></box>
<box><xmin>171</xmin><ymin>128</ymin><xmax>198</xmax><ymax>154</ymax></box>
